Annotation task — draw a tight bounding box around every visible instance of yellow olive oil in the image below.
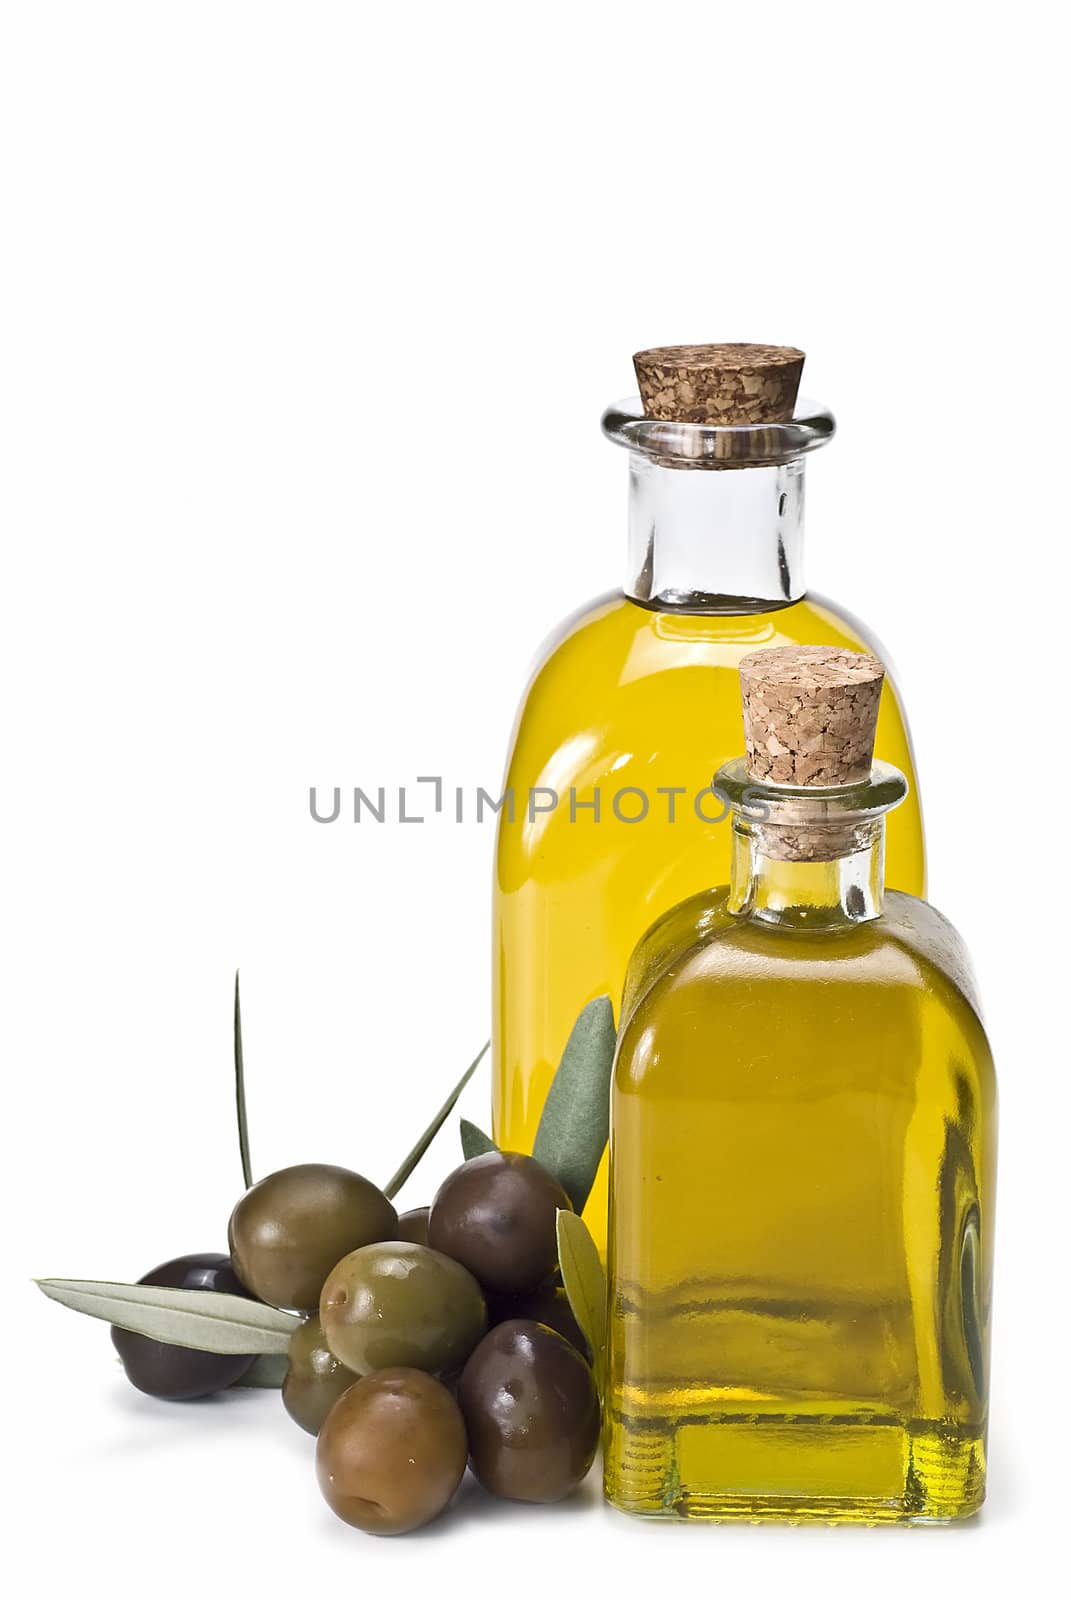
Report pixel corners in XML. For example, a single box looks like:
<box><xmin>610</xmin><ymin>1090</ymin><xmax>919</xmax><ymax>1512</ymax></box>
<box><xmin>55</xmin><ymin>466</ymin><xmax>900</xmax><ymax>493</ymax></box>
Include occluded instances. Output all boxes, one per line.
<box><xmin>604</xmin><ymin>637</ymin><xmax>994</xmax><ymax>1525</ymax></box>
<box><xmin>493</xmin><ymin>594</ymin><xmax>926</xmax><ymax>1251</ymax></box>
<box><xmin>604</xmin><ymin>890</ymin><xmax>995</xmax><ymax>1522</ymax></box>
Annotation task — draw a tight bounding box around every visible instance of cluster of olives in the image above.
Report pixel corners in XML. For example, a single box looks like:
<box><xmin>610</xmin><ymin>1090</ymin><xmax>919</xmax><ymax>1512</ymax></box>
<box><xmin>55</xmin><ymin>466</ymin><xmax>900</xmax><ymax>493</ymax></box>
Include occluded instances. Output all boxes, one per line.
<box><xmin>112</xmin><ymin>1150</ymin><xmax>600</xmax><ymax>1535</ymax></box>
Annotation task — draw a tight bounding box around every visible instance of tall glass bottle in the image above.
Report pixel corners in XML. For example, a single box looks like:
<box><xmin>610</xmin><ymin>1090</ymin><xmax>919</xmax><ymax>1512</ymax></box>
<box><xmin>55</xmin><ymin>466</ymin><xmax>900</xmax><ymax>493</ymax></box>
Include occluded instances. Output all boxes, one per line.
<box><xmin>605</xmin><ymin>646</ymin><xmax>995</xmax><ymax>1524</ymax></box>
<box><xmin>493</xmin><ymin>346</ymin><xmax>926</xmax><ymax>1248</ymax></box>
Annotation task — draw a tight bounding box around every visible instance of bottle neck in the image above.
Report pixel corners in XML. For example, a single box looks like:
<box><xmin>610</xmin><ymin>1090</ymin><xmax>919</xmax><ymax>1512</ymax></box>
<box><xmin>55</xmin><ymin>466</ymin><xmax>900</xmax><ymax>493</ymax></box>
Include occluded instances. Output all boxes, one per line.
<box><xmin>728</xmin><ymin>815</ymin><xmax>886</xmax><ymax>929</ymax></box>
<box><xmin>626</xmin><ymin>456</ymin><xmax>806</xmax><ymax>614</ymax></box>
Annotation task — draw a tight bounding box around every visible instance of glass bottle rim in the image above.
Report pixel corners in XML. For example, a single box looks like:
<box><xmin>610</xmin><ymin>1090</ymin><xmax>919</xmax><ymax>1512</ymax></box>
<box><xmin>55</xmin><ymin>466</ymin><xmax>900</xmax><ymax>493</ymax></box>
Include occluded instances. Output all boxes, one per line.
<box><xmin>601</xmin><ymin>395</ymin><xmax>835</xmax><ymax>467</ymax></box>
<box><xmin>713</xmin><ymin>756</ymin><xmax>908</xmax><ymax>824</ymax></box>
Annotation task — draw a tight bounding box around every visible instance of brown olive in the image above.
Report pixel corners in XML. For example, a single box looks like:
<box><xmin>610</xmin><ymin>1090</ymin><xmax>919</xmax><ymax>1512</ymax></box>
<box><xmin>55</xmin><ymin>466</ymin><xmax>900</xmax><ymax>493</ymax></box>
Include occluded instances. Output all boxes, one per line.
<box><xmin>316</xmin><ymin>1368</ymin><xmax>467</xmax><ymax>1534</ymax></box>
<box><xmin>282</xmin><ymin>1314</ymin><xmax>357</xmax><ymax>1435</ymax></box>
<box><xmin>486</xmin><ymin>1285</ymin><xmax>587</xmax><ymax>1357</ymax></box>
<box><xmin>111</xmin><ymin>1253</ymin><xmax>255</xmax><ymax>1400</ymax></box>
<box><xmin>227</xmin><ymin>1163</ymin><xmax>397</xmax><ymax>1311</ymax></box>
<box><xmin>428</xmin><ymin>1151</ymin><xmax>571</xmax><ymax>1294</ymax></box>
<box><xmin>320</xmin><ymin>1241</ymin><xmax>486</xmax><ymax>1376</ymax></box>
<box><xmin>395</xmin><ymin>1207</ymin><xmax>430</xmax><ymax>1246</ymax></box>
<box><xmin>457</xmin><ymin>1319</ymin><xmax>599</xmax><ymax>1503</ymax></box>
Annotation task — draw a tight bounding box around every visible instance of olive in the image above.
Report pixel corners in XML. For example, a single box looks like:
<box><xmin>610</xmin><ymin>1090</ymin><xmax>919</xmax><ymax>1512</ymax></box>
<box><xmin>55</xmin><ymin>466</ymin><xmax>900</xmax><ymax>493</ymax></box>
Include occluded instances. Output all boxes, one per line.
<box><xmin>228</xmin><ymin>1163</ymin><xmax>397</xmax><ymax>1311</ymax></box>
<box><xmin>457</xmin><ymin>1319</ymin><xmax>599</xmax><ymax>1503</ymax></box>
<box><xmin>111</xmin><ymin>1253</ymin><xmax>255</xmax><ymax>1400</ymax></box>
<box><xmin>316</xmin><ymin>1367</ymin><xmax>467</xmax><ymax>1534</ymax></box>
<box><xmin>282</xmin><ymin>1314</ymin><xmax>358</xmax><ymax>1435</ymax></box>
<box><xmin>320</xmin><ymin>1241</ymin><xmax>486</xmax><ymax>1376</ymax></box>
<box><xmin>486</xmin><ymin>1285</ymin><xmax>587</xmax><ymax>1357</ymax></box>
<box><xmin>395</xmin><ymin>1206</ymin><xmax>430</xmax><ymax>1246</ymax></box>
<box><xmin>428</xmin><ymin>1151</ymin><xmax>571</xmax><ymax>1294</ymax></box>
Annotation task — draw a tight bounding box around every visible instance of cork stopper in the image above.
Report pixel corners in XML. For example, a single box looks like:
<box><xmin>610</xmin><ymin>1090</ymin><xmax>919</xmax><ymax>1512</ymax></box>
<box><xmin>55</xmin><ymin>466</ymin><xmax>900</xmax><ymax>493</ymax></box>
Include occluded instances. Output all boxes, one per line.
<box><xmin>739</xmin><ymin>646</ymin><xmax>885</xmax><ymax>787</ymax></box>
<box><xmin>634</xmin><ymin>344</ymin><xmax>805</xmax><ymax>425</ymax></box>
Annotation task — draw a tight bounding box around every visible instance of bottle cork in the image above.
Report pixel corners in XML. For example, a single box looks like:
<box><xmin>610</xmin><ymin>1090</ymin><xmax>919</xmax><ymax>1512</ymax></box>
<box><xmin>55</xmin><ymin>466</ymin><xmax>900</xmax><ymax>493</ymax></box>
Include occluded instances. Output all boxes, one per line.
<box><xmin>633</xmin><ymin>344</ymin><xmax>805</xmax><ymax>425</ymax></box>
<box><xmin>739</xmin><ymin>646</ymin><xmax>885</xmax><ymax>787</ymax></box>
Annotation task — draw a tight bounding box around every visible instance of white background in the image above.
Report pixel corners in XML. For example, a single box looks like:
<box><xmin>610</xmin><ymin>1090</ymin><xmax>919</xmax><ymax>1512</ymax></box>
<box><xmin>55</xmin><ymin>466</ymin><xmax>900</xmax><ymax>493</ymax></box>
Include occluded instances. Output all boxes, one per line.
<box><xmin>3</xmin><ymin>3</ymin><xmax>1068</xmax><ymax>1595</ymax></box>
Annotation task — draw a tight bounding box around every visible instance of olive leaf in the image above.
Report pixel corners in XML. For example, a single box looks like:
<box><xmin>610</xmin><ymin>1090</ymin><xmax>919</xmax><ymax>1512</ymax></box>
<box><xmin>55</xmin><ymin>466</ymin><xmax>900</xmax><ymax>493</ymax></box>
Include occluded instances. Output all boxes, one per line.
<box><xmin>460</xmin><ymin>1118</ymin><xmax>498</xmax><ymax>1160</ymax></box>
<box><xmin>532</xmin><ymin>996</ymin><xmax>616</xmax><ymax>1212</ymax></box>
<box><xmin>234</xmin><ymin>969</ymin><xmax>253</xmax><ymax>1190</ymax></box>
<box><xmin>36</xmin><ymin>1278</ymin><xmax>299</xmax><ymax>1355</ymax></box>
<box><xmin>556</xmin><ymin>1209</ymin><xmax>607</xmax><ymax>1380</ymax></box>
<box><xmin>383</xmin><ymin>1039</ymin><xmax>490</xmax><ymax>1200</ymax></box>
<box><xmin>232</xmin><ymin>1353</ymin><xmax>289</xmax><ymax>1388</ymax></box>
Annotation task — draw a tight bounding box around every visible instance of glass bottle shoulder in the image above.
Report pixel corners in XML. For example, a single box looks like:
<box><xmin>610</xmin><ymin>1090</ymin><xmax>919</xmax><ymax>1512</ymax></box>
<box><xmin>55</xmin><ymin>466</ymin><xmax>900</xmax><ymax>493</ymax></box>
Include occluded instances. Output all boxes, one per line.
<box><xmin>621</xmin><ymin>883</ymin><xmax>733</xmax><ymax>1026</ymax></box>
<box><xmin>509</xmin><ymin>589</ymin><xmax>904</xmax><ymax>736</ymax></box>
<box><xmin>497</xmin><ymin>590</ymin><xmax>926</xmax><ymax>900</ymax></box>
<box><xmin>618</xmin><ymin>890</ymin><xmax>993</xmax><ymax>1088</ymax></box>
<box><xmin>501</xmin><ymin>591</ymin><xmax>920</xmax><ymax>806</ymax></box>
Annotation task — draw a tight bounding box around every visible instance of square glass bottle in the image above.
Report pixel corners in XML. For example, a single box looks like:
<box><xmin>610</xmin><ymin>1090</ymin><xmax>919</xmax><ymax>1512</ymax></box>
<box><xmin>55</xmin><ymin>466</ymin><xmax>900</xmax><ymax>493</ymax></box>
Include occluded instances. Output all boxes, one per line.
<box><xmin>604</xmin><ymin>647</ymin><xmax>995</xmax><ymax>1523</ymax></box>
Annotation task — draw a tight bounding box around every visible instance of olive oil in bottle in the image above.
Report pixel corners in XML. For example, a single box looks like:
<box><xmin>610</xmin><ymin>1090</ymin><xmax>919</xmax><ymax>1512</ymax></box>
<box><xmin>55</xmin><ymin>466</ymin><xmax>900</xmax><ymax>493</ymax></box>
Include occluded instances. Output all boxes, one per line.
<box><xmin>605</xmin><ymin>646</ymin><xmax>995</xmax><ymax>1523</ymax></box>
<box><xmin>493</xmin><ymin>347</ymin><xmax>926</xmax><ymax>1252</ymax></box>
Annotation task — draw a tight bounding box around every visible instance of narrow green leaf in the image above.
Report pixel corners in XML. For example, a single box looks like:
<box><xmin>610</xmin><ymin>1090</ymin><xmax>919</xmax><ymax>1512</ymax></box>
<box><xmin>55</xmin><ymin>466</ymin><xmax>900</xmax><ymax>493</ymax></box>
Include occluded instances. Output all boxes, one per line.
<box><xmin>532</xmin><ymin>996</ymin><xmax>616</xmax><ymax>1211</ymax></box>
<box><xmin>460</xmin><ymin>1118</ymin><xmax>498</xmax><ymax>1160</ymax></box>
<box><xmin>234</xmin><ymin>969</ymin><xmax>253</xmax><ymax>1190</ymax></box>
<box><xmin>383</xmin><ymin>1039</ymin><xmax>490</xmax><ymax>1200</ymax></box>
<box><xmin>556</xmin><ymin>1209</ymin><xmax>607</xmax><ymax>1380</ymax></box>
<box><xmin>36</xmin><ymin>1278</ymin><xmax>299</xmax><ymax>1355</ymax></box>
<box><xmin>232</xmin><ymin>1353</ymin><xmax>289</xmax><ymax>1388</ymax></box>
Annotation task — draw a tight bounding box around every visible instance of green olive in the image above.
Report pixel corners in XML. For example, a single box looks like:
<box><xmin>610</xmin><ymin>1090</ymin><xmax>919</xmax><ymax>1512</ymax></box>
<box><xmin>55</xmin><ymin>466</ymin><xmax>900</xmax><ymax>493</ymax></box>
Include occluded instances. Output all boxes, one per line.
<box><xmin>320</xmin><ymin>1241</ymin><xmax>486</xmax><ymax>1376</ymax></box>
<box><xmin>227</xmin><ymin>1163</ymin><xmax>397</xmax><ymax>1311</ymax></box>
<box><xmin>282</xmin><ymin>1315</ymin><xmax>358</xmax><ymax>1435</ymax></box>
<box><xmin>395</xmin><ymin>1207</ymin><xmax>430</xmax><ymax>1246</ymax></box>
<box><xmin>457</xmin><ymin>1319</ymin><xmax>600</xmax><ymax>1502</ymax></box>
<box><xmin>428</xmin><ymin>1151</ymin><xmax>572</xmax><ymax>1294</ymax></box>
<box><xmin>316</xmin><ymin>1368</ymin><xmax>467</xmax><ymax>1534</ymax></box>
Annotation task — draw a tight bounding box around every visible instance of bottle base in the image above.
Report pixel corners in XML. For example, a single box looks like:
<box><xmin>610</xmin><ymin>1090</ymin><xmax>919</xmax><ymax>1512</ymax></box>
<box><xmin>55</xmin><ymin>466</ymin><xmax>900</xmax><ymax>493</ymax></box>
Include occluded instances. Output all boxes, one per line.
<box><xmin>604</xmin><ymin>1413</ymin><xmax>986</xmax><ymax>1525</ymax></box>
